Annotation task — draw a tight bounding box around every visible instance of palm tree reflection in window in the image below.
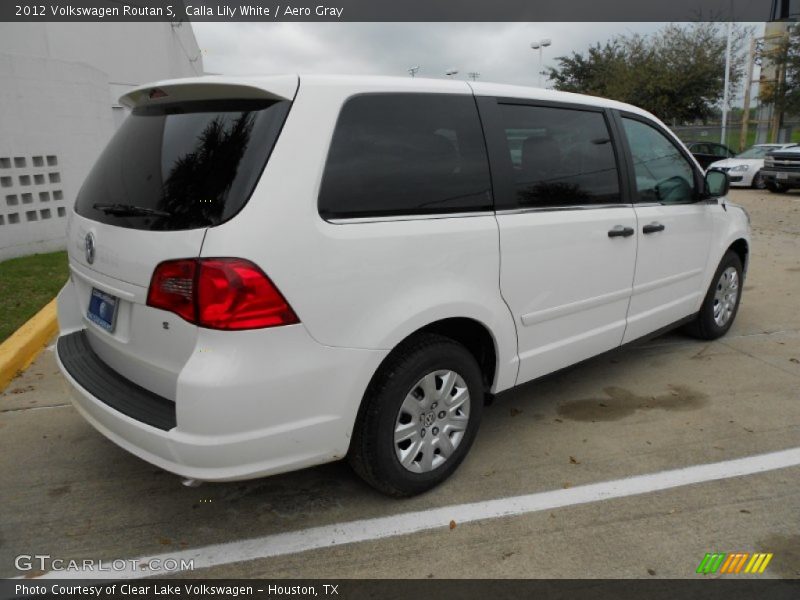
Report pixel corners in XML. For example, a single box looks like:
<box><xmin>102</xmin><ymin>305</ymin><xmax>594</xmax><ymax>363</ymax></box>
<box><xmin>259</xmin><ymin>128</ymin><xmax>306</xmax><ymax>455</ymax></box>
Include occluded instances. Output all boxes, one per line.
<box><xmin>157</xmin><ymin>112</ymin><xmax>256</xmax><ymax>230</ymax></box>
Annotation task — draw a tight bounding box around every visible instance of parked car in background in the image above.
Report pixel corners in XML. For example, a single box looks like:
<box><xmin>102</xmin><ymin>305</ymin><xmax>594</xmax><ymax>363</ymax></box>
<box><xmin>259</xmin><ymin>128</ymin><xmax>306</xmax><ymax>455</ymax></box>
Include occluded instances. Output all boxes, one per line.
<box><xmin>707</xmin><ymin>143</ymin><xmax>796</xmax><ymax>189</ymax></box>
<box><xmin>55</xmin><ymin>75</ymin><xmax>750</xmax><ymax>496</ymax></box>
<box><xmin>685</xmin><ymin>141</ymin><xmax>736</xmax><ymax>169</ymax></box>
<box><xmin>760</xmin><ymin>145</ymin><xmax>800</xmax><ymax>193</ymax></box>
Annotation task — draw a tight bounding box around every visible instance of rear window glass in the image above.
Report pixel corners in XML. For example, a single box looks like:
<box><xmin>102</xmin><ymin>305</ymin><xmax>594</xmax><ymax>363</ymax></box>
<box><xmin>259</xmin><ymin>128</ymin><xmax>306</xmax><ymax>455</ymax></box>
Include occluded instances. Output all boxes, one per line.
<box><xmin>75</xmin><ymin>99</ymin><xmax>290</xmax><ymax>230</ymax></box>
<box><xmin>318</xmin><ymin>93</ymin><xmax>492</xmax><ymax>219</ymax></box>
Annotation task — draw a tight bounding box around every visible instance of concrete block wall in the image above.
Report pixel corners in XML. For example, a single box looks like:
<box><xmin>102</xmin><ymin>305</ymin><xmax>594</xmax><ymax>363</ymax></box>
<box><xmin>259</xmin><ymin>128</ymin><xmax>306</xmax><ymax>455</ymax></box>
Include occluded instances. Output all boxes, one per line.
<box><xmin>0</xmin><ymin>54</ymin><xmax>114</xmax><ymax>260</ymax></box>
<box><xmin>0</xmin><ymin>22</ymin><xmax>204</xmax><ymax>261</ymax></box>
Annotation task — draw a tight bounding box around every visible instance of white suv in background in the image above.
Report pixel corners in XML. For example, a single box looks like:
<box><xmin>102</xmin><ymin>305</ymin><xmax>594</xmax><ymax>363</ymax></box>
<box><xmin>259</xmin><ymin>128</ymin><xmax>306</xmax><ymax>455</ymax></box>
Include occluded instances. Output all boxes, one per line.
<box><xmin>56</xmin><ymin>75</ymin><xmax>750</xmax><ymax>496</ymax></box>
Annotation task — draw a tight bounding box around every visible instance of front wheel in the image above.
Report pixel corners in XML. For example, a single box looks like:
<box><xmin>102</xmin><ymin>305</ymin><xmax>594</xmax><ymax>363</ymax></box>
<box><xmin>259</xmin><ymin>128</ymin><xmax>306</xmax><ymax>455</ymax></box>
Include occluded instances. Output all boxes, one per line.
<box><xmin>766</xmin><ymin>181</ymin><xmax>788</xmax><ymax>193</ymax></box>
<box><xmin>349</xmin><ymin>333</ymin><xmax>484</xmax><ymax>497</ymax></box>
<box><xmin>752</xmin><ymin>171</ymin><xmax>766</xmax><ymax>190</ymax></box>
<box><xmin>684</xmin><ymin>251</ymin><xmax>743</xmax><ymax>340</ymax></box>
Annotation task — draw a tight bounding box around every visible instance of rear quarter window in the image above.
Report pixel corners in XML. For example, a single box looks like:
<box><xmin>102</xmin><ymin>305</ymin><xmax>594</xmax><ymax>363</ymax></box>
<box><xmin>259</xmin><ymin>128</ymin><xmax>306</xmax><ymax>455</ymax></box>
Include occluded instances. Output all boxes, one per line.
<box><xmin>318</xmin><ymin>93</ymin><xmax>493</xmax><ymax>219</ymax></box>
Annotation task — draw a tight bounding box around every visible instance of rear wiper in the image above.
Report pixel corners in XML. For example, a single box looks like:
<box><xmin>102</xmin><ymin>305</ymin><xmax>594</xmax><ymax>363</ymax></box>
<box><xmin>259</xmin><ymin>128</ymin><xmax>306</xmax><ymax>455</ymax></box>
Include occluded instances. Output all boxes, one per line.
<box><xmin>93</xmin><ymin>203</ymin><xmax>172</xmax><ymax>218</ymax></box>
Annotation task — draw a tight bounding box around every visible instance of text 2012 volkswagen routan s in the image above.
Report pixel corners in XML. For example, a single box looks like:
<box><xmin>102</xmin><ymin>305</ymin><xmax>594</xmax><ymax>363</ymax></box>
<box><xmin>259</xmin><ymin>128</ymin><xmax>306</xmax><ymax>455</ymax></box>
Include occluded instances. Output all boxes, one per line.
<box><xmin>57</xmin><ymin>75</ymin><xmax>750</xmax><ymax>496</ymax></box>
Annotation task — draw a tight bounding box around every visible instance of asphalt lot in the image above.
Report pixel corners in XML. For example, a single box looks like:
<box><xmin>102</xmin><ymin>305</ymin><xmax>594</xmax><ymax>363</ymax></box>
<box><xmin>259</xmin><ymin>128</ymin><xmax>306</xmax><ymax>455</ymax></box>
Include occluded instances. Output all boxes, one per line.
<box><xmin>1</xmin><ymin>188</ymin><xmax>799</xmax><ymax>580</ymax></box>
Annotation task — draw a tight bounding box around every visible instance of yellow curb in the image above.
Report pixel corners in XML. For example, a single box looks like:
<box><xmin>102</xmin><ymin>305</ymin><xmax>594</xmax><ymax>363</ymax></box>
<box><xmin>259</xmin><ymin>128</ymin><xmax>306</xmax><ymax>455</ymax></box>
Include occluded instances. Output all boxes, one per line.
<box><xmin>0</xmin><ymin>298</ymin><xmax>58</xmax><ymax>391</ymax></box>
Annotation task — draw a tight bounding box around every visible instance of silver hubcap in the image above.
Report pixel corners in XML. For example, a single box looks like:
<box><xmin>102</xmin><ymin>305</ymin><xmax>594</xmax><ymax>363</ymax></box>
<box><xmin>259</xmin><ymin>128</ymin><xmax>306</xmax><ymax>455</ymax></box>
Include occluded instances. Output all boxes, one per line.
<box><xmin>713</xmin><ymin>266</ymin><xmax>739</xmax><ymax>327</ymax></box>
<box><xmin>394</xmin><ymin>370</ymin><xmax>471</xmax><ymax>473</ymax></box>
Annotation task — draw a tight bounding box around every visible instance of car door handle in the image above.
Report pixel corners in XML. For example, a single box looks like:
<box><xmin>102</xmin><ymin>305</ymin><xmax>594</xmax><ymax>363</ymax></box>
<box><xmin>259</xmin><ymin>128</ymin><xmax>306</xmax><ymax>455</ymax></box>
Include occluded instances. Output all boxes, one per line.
<box><xmin>608</xmin><ymin>225</ymin><xmax>635</xmax><ymax>238</ymax></box>
<box><xmin>643</xmin><ymin>222</ymin><xmax>666</xmax><ymax>234</ymax></box>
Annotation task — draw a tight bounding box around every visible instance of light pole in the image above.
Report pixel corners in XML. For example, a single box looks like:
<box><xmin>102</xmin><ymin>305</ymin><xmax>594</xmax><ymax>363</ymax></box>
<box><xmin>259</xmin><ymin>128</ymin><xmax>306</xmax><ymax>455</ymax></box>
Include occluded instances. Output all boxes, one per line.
<box><xmin>530</xmin><ymin>38</ymin><xmax>552</xmax><ymax>87</ymax></box>
<box><xmin>408</xmin><ymin>65</ymin><xmax>420</xmax><ymax>78</ymax></box>
<box><xmin>720</xmin><ymin>22</ymin><xmax>732</xmax><ymax>146</ymax></box>
<box><xmin>468</xmin><ymin>72</ymin><xmax>480</xmax><ymax>81</ymax></box>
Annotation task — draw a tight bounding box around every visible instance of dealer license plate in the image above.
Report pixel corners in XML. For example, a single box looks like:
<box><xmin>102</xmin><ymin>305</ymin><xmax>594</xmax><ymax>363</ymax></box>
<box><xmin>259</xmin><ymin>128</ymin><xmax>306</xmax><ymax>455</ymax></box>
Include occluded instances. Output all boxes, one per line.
<box><xmin>87</xmin><ymin>288</ymin><xmax>118</xmax><ymax>332</ymax></box>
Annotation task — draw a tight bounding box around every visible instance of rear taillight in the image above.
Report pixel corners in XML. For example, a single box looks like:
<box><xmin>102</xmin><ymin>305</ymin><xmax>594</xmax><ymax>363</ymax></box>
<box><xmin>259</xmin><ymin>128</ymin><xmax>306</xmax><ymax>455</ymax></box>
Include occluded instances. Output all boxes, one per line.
<box><xmin>196</xmin><ymin>259</ymin><xmax>299</xmax><ymax>330</ymax></box>
<box><xmin>147</xmin><ymin>258</ymin><xmax>299</xmax><ymax>330</ymax></box>
<box><xmin>147</xmin><ymin>259</ymin><xmax>196</xmax><ymax>323</ymax></box>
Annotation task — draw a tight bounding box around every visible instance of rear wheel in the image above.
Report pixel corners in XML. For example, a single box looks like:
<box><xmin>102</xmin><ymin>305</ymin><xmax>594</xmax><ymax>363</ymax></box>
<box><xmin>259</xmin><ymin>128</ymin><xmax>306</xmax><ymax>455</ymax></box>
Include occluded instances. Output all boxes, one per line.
<box><xmin>684</xmin><ymin>251</ymin><xmax>743</xmax><ymax>340</ymax></box>
<box><xmin>349</xmin><ymin>333</ymin><xmax>484</xmax><ymax>497</ymax></box>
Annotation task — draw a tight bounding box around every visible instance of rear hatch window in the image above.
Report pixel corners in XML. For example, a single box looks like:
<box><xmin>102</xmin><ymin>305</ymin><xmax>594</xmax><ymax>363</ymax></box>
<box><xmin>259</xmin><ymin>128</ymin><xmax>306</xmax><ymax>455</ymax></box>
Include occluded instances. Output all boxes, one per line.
<box><xmin>75</xmin><ymin>99</ymin><xmax>291</xmax><ymax>230</ymax></box>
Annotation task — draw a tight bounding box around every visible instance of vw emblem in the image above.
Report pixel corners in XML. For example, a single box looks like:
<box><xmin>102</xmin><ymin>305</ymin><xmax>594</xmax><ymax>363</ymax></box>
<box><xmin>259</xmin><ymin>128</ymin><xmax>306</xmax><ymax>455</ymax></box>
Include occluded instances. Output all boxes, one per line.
<box><xmin>85</xmin><ymin>232</ymin><xmax>96</xmax><ymax>265</ymax></box>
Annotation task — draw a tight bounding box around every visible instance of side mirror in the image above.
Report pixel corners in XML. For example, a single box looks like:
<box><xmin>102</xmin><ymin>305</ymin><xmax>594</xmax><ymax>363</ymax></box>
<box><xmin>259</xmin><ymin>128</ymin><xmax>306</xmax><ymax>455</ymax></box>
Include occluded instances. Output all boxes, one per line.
<box><xmin>705</xmin><ymin>169</ymin><xmax>729</xmax><ymax>198</ymax></box>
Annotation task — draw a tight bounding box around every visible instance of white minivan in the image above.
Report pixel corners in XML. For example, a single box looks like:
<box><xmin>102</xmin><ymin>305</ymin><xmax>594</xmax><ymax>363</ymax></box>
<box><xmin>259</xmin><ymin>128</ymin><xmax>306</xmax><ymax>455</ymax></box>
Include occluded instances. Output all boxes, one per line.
<box><xmin>56</xmin><ymin>75</ymin><xmax>750</xmax><ymax>496</ymax></box>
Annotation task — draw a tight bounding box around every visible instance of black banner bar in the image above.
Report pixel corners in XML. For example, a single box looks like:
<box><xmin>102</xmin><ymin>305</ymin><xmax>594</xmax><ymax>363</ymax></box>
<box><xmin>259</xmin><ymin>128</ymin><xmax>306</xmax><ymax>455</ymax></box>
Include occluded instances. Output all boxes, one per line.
<box><xmin>0</xmin><ymin>0</ymin><xmax>781</xmax><ymax>23</ymax></box>
<box><xmin>3</xmin><ymin>579</ymin><xmax>800</xmax><ymax>600</ymax></box>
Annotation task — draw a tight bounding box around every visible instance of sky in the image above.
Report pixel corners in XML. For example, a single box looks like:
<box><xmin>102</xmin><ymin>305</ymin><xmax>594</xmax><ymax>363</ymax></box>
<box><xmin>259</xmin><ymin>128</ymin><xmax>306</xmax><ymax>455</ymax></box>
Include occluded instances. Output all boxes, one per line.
<box><xmin>193</xmin><ymin>22</ymin><xmax>765</xmax><ymax>97</ymax></box>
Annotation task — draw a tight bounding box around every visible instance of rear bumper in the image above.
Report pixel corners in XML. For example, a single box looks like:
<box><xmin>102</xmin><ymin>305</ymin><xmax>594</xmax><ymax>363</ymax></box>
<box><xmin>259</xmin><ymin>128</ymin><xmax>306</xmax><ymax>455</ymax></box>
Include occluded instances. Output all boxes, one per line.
<box><xmin>56</xmin><ymin>325</ymin><xmax>387</xmax><ymax>482</ymax></box>
<box><xmin>58</xmin><ymin>331</ymin><xmax>176</xmax><ymax>430</ymax></box>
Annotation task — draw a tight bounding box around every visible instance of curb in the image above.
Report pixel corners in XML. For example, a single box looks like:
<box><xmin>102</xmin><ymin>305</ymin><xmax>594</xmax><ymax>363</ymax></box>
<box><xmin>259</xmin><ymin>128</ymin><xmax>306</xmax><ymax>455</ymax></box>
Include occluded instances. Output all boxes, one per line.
<box><xmin>0</xmin><ymin>299</ymin><xmax>58</xmax><ymax>391</ymax></box>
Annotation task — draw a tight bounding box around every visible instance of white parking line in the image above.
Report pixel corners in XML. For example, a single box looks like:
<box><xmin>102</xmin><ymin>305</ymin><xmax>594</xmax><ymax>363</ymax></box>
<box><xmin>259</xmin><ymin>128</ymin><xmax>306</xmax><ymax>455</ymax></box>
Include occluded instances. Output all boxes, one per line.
<box><xmin>29</xmin><ymin>447</ymin><xmax>800</xmax><ymax>580</ymax></box>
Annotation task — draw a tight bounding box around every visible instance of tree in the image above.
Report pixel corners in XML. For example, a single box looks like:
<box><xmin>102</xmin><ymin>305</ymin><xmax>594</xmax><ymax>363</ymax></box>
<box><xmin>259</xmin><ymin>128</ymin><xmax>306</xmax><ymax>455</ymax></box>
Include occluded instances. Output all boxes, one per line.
<box><xmin>759</xmin><ymin>26</ymin><xmax>800</xmax><ymax>119</ymax></box>
<box><xmin>547</xmin><ymin>23</ymin><xmax>749</xmax><ymax>124</ymax></box>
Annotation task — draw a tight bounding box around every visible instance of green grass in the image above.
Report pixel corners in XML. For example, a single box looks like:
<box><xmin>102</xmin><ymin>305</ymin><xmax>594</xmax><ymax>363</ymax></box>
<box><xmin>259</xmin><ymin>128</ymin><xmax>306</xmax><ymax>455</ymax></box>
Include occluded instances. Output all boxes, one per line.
<box><xmin>724</xmin><ymin>130</ymin><xmax>757</xmax><ymax>152</ymax></box>
<box><xmin>0</xmin><ymin>251</ymin><xmax>68</xmax><ymax>343</ymax></box>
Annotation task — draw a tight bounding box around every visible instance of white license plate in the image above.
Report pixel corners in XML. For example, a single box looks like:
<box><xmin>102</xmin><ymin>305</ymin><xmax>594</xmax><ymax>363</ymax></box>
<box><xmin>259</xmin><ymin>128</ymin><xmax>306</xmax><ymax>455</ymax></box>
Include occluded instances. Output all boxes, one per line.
<box><xmin>777</xmin><ymin>172</ymin><xmax>789</xmax><ymax>180</ymax></box>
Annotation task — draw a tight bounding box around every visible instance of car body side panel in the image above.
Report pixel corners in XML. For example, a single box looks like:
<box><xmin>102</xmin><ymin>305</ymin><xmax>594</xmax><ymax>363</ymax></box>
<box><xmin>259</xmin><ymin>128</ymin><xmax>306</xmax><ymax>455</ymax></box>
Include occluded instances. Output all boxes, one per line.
<box><xmin>198</xmin><ymin>77</ymin><xmax>519</xmax><ymax>393</ymax></box>
<box><xmin>623</xmin><ymin>203</ymin><xmax>713</xmax><ymax>343</ymax></box>
<box><xmin>697</xmin><ymin>201</ymin><xmax>751</xmax><ymax>304</ymax></box>
<box><xmin>497</xmin><ymin>208</ymin><xmax>638</xmax><ymax>385</ymax></box>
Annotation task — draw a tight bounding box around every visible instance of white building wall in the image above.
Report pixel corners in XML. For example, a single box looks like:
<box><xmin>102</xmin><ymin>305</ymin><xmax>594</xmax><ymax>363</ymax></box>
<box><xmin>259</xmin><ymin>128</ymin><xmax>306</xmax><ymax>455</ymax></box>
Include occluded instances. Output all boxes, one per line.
<box><xmin>0</xmin><ymin>22</ymin><xmax>203</xmax><ymax>108</ymax></box>
<box><xmin>0</xmin><ymin>23</ymin><xmax>203</xmax><ymax>260</ymax></box>
<box><xmin>0</xmin><ymin>54</ymin><xmax>113</xmax><ymax>258</ymax></box>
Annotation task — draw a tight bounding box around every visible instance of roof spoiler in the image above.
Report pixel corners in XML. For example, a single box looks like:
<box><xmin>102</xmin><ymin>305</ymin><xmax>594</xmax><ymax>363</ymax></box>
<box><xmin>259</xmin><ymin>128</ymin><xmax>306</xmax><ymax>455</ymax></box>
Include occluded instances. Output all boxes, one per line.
<box><xmin>119</xmin><ymin>75</ymin><xmax>299</xmax><ymax>109</ymax></box>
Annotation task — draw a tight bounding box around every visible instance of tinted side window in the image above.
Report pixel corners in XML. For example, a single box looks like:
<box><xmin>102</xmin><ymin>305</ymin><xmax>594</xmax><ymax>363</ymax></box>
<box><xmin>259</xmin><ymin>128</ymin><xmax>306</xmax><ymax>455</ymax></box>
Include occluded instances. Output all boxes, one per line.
<box><xmin>622</xmin><ymin>117</ymin><xmax>696</xmax><ymax>204</ymax></box>
<box><xmin>497</xmin><ymin>103</ymin><xmax>620</xmax><ymax>208</ymax></box>
<box><xmin>318</xmin><ymin>94</ymin><xmax>492</xmax><ymax>219</ymax></box>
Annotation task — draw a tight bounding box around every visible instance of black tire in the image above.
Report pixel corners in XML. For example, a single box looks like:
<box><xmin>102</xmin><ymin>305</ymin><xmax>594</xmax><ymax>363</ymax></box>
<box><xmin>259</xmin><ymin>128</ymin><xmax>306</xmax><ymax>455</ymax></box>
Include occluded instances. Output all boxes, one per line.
<box><xmin>683</xmin><ymin>251</ymin><xmax>743</xmax><ymax>340</ymax></box>
<box><xmin>348</xmin><ymin>333</ymin><xmax>484</xmax><ymax>497</ymax></box>
<box><xmin>752</xmin><ymin>171</ymin><xmax>766</xmax><ymax>190</ymax></box>
<box><xmin>766</xmin><ymin>181</ymin><xmax>788</xmax><ymax>193</ymax></box>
